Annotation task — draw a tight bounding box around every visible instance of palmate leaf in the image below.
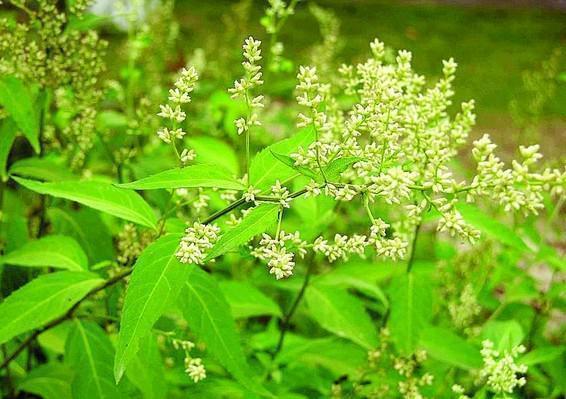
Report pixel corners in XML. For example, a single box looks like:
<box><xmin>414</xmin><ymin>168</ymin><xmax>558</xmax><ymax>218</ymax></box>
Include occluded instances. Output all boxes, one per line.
<box><xmin>0</xmin><ymin>271</ymin><xmax>103</xmax><ymax>345</ymax></box>
<box><xmin>0</xmin><ymin>76</ymin><xmax>40</xmax><ymax>152</ymax></box>
<box><xmin>1</xmin><ymin>235</ymin><xmax>88</xmax><ymax>271</ymax></box>
<box><xmin>205</xmin><ymin>204</ymin><xmax>279</xmax><ymax>261</ymax></box>
<box><xmin>388</xmin><ymin>271</ymin><xmax>433</xmax><ymax>355</ymax></box>
<box><xmin>114</xmin><ymin>234</ymin><xmax>188</xmax><ymax>383</ymax></box>
<box><xmin>250</xmin><ymin>126</ymin><xmax>315</xmax><ymax>190</ymax></box>
<box><xmin>12</xmin><ymin>177</ymin><xmax>157</xmax><ymax>229</ymax></box>
<box><xmin>117</xmin><ymin>164</ymin><xmax>245</xmax><ymax>191</ymax></box>
<box><xmin>66</xmin><ymin>320</ymin><xmax>121</xmax><ymax>399</ymax></box>
<box><xmin>305</xmin><ymin>284</ymin><xmax>378</xmax><ymax>350</ymax></box>
<box><xmin>179</xmin><ymin>266</ymin><xmax>272</xmax><ymax>397</ymax></box>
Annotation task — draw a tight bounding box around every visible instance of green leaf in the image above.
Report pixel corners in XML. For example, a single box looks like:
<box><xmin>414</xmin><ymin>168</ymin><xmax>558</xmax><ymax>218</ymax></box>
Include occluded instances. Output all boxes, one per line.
<box><xmin>457</xmin><ymin>203</ymin><xmax>530</xmax><ymax>252</ymax></box>
<box><xmin>0</xmin><ymin>271</ymin><xmax>103</xmax><ymax>345</ymax></box>
<box><xmin>9</xmin><ymin>157</ymin><xmax>78</xmax><ymax>182</ymax></box>
<box><xmin>13</xmin><ymin>177</ymin><xmax>157</xmax><ymax>229</ymax></box>
<box><xmin>324</xmin><ymin>157</ymin><xmax>362</xmax><ymax>181</ymax></box>
<box><xmin>66</xmin><ymin>320</ymin><xmax>122</xmax><ymax>399</ymax></box>
<box><xmin>187</xmin><ymin>136</ymin><xmax>240</xmax><ymax>174</ymax></box>
<box><xmin>0</xmin><ymin>118</ymin><xmax>17</xmax><ymax>182</ymax></box>
<box><xmin>114</xmin><ymin>234</ymin><xmax>188</xmax><ymax>383</ymax></box>
<box><xmin>18</xmin><ymin>363</ymin><xmax>73</xmax><ymax>399</ymax></box>
<box><xmin>250</xmin><ymin>127</ymin><xmax>315</xmax><ymax>190</ymax></box>
<box><xmin>305</xmin><ymin>284</ymin><xmax>378</xmax><ymax>350</ymax></box>
<box><xmin>179</xmin><ymin>266</ymin><xmax>271</xmax><ymax>396</ymax></box>
<box><xmin>388</xmin><ymin>272</ymin><xmax>432</xmax><ymax>355</ymax></box>
<box><xmin>518</xmin><ymin>346</ymin><xmax>565</xmax><ymax>366</ymax></box>
<box><xmin>117</xmin><ymin>165</ymin><xmax>244</xmax><ymax>191</ymax></box>
<box><xmin>419</xmin><ymin>326</ymin><xmax>482</xmax><ymax>369</ymax></box>
<box><xmin>0</xmin><ymin>76</ymin><xmax>40</xmax><ymax>152</ymax></box>
<box><xmin>481</xmin><ymin>320</ymin><xmax>525</xmax><ymax>352</ymax></box>
<box><xmin>1</xmin><ymin>235</ymin><xmax>88</xmax><ymax>271</ymax></box>
<box><xmin>270</xmin><ymin>151</ymin><xmax>318</xmax><ymax>181</ymax></box>
<box><xmin>126</xmin><ymin>335</ymin><xmax>166</xmax><ymax>399</ymax></box>
<box><xmin>219</xmin><ymin>281</ymin><xmax>282</xmax><ymax>319</ymax></box>
<box><xmin>205</xmin><ymin>204</ymin><xmax>279</xmax><ymax>261</ymax></box>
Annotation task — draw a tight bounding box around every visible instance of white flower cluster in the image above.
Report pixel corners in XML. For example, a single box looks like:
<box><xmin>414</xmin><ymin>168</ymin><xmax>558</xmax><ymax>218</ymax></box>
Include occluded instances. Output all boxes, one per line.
<box><xmin>157</xmin><ymin>66</ymin><xmax>198</xmax><ymax>143</ymax></box>
<box><xmin>176</xmin><ymin>222</ymin><xmax>220</xmax><ymax>265</ymax></box>
<box><xmin>284</xmin><ymin>37</ymin><xmax>564</xmax><ymax>257</ymax></box>
<box><xmin>171</xmin><ymin>338</ymin><xmax>206</xmax><ymax>383</ymax></box>
<box><xmin>479</xmin><ymin>340</ymin><xmax>528</xmax><ymax>395</ymax></box>
<box><xmin>229</xmin><ymin>37</ymin><xmax>264</xmax><ymax>136</ymax></box>
<box><xmin>251</xmin><ymin>231</ymin><xmax>307</xmax><ymax>279</ymax></box>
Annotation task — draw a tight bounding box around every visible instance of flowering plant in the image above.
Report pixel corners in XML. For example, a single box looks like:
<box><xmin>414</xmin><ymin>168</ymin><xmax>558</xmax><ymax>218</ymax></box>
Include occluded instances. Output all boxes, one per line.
<box><xmin>0</xmin><ymin>1</ymin><xmax>564</xmax><ymax>398</ymax></box>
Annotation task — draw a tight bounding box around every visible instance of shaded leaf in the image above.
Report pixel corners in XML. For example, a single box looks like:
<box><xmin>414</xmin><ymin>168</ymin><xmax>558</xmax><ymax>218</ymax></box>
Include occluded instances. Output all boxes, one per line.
<box><xmin>18</xmin><ymin>363</ymin><xmax>73</xmax><ymax>399</ymax></box>
<box><xmin>270</xmin><ymin>151</ymin><xmax>318</xmax><ymax>180</ymax></box>
<box><xmin>519</xmin><ymin>346</ymin><xmax>565</xmax><ymax>366</ymax></box>
<box><xmin>419</xmin><ymin>326</ymin><xmax>482</xmax><ymax>369</ymax></box>
<box><xmin>324</xmin><ymin>157</ymin><xmax>362</xmax><ymax>181</ymax></box>
<box><xmin>9</xmin><ymin>157</ymin><xmax>78</xmax><ymax>182</ymax></box>
<box><xmin>0</xmin><ymin>118</ymin><xmax>17</xmax><ymax>182</ymax></box>
<box><xmin>187</xmin><ymin>136</ymin><xmax>240</xmax><ymax>174</ymax></box>
<box><xmin>219</xmin><ymin>281</ymin><xmax>281</xmax><ymax>319</ymax></box>
<box><xmin>482</xmin><ymin>320</ymin><xmax>525</xmax><ymax>352</ymax></box>
<box><xmin>126</xmin><ymin>335</ymin><xmax>166</xmax><ymax>399</ymax></box>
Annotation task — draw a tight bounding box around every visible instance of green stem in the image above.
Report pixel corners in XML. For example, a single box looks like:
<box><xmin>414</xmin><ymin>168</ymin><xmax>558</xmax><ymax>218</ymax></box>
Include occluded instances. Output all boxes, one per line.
<box><xmin>406</xmin><ymin>222</ymin><xmax>421</xmax><ymax>273</ymax></box>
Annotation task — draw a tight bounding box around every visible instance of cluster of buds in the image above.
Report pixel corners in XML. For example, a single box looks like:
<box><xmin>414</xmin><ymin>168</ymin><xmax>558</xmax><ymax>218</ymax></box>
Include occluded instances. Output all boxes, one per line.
<box><xmin>171</xmin><ymin>338</ymin><xmax>206</xmax><ymax>383</ymax></box>
<box><xmin>176</xmin><ymin>222</ymin><xmax>220</xmax><ymax>265</ymax></box>
<box><xmin>480</xmin><ymin>340</ymin><xmax>528</xmax><ymax>394</ymax></box>
<box><xmin>251</xmin><ymin>231</ymin><xmax>308</xmax><ymax>279</ymax></box>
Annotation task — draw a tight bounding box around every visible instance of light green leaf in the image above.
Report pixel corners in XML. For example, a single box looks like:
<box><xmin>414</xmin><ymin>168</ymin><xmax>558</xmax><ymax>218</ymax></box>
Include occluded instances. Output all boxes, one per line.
<box><xmin>457</xmin><ymin>203</ymin><xmax>530</xmax><ymax>252</ymax></box>
<box><xmin>0</xmin><ymin>118</ymin><xmax>18</xmax><ymax>182</ymax></box>
<box><xmin>518</xmin><ymin>346</ymin><xmax>565</xmax><ymax>366</ymax></box>
<box><xmin>219</xmin><ymin>281</ymin><xmax>281</xmax><ymax>319</ymax></box>
<box><xmin>1</xmin><ymin>235</ymin><xmax>88</xmax><ymax>271</ymax></box>
<box><xmin>0</xmin><ymin>271</ymin><xmax>103</xmax><ymax>345</ymax></box>
<box><xmin>12</xmin><ymin>177</ymin><xmax>157</xmax><ymax>229</ymax></box>
<box><xmin>481</xmin><ymin>320</ymin><xmax>525</xmax><ymax>352</ymax></box>
<box><xmin>187</xmin><ymin>136</ymin><xmax>240</xmax><ymax>174</ymax></box>
<box><xmin>205</xmin><ymin>204</ymin><xmax>279</xmax><ymax>261</ymax></box>
<box><xmin>305</xmin><ymin>284</ymin><xmax>378</xmax><ymax>350</ymax></box>
<box><xmin>126</xmin><ymin>335</ymin><xmax>166</xmax><ymax>399</ymax></box>
<box><xmin>9</xmin><ymin>157</ymin><xmax>78</xmax><ymax>182</ymax></box>
<box><xmin>180</xmin><ymin>266</ymin><xmax>271</xmax><ymax>396</ymax></box>
<box><xmin>388</xmin><ymin>272</ymin><xmax>432</xmax><ymax>355</ymax></box>
<box><xmin>419</xmin><ymin>326</ymin><xmax>482</xmax><ymax>370</ymax></box>
<box><xmin>18</xmin><ymin>363</ymin><xmax>73</xmax><ymax>399</ymax></box>
<box><xmin>117</xmin><ymin>165</ymin><xmax>244</xmax><ymax>191</ymax></box>
<box><xmin>250</xmin><ymin>127</ymin><xmax>315</xmax><ymax>190</ymax></box>
<box><xmin>324</xmin><ymin>157</ymin><xmax>362</xmax><ymax>181</ymax></box>
<box><xmin>0</xmin><ymin>76</ymin><xmax>40</xmax><ymax>152</ymax></box>
<box><xmin>270</xmin><ymin>151</ymin><xmax>319</xmax><ymax>181</ymax></box>
<box><xmin>114</xmin><ymin>234</ymin><xmax>188</xmax><ymax>383</ymax></box>
<box><xmin>66</xmin><ymin>320</ymin><xmax>122</xmax><ymax>399</ymax></box>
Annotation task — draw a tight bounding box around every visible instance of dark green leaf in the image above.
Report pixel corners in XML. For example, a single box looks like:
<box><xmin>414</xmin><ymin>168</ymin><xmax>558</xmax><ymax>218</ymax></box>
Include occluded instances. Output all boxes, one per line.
<box><xmin>0</xmin><ymin>118</ymin><xmax>17</xmax><ymax>182</ymax></box>
<box><xmin>18</xmin><ymin>363</ymin><xmax>73</xmax><ymax>399</ymax></box>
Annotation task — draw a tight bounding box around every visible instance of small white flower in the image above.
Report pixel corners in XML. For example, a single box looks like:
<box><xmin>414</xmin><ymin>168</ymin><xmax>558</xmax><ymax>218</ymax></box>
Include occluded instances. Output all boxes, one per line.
<box><xmin>185</xmin><ymin>358</ymin><xmax>206</xmax><ymax>383</ymax></box>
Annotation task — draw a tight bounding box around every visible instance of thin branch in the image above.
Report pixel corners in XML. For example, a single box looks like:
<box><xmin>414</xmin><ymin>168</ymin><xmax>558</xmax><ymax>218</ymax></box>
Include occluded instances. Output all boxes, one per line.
<box><xmin>406</xmin><ymin>222</ymin><xmax>421</xmax><ymax>274</ymax></box>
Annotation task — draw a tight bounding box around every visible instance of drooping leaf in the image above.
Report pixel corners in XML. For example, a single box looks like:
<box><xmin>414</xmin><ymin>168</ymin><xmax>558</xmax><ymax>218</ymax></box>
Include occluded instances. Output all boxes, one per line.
<box><xmin>250</xmin><ymin>126</ymin><xmax>315</xmax><ymax>190</ymax></box>
<box><xmin>1</xmin><ymin>235</ymin><xmax>88</xmax><ymax>271</ymax></box>
<box><xmin>117</xmin><ymin>165</ymin><xmax>244</xmax><ymax>191</ymax></box>
<box><xmin>205</xmin><ymin>204</ymin><xmax>279</xmax><ymax>261</ymax></box>
<box><xmin>179</xmin><ymin>266</ymin><xmax>271</xmax><ymax>396</ymax></box>
<box><xmin>12</xmin><ymin>177</ymin><xmax>157</xmax><ymax>229</ymax></box>
<box><xmin>0</xmin><ymin>271</ymin><xmax>103</xmax><ymax>345</ymax></box>
<box><xmin>0</xmin><ymin>76</ymin><xmax>40</xmax><ymax>152</ymax></box>
<box><xmin>305</xmin><ymin>284</ymin><xmax>378</xmax><ymax>350</ymax></box>
<box><xmin>323</xmin><ymin>157</ymin><xmax>362</xmax><ymax>181</ymax></box>
<box><xmin>219</xmin><ymin>280</ymin><xmax>282</xmax><ymax>319</ymax></box>
<box><xmin>126</xmin><ymin>335</ymin><xmax>166</xmax><ymax>399</ymax></box>
<box><xmin>9</xmin><ymin>157</ymin><xmax>78</xmax><ymax>182</ymax></box>
<box><xmin>17</xmin><ymin>363</ymin><xmax>73</xmax><ymax>399</ymax></box>
<box><xmin>66</xmin><ymin>320</ymin><xmax>122</xmax><ymax>399</ymax></box>
<box><xmin>0</xmin><ymin>118</ymin><xmax>18</xmax><ymax>182</ymax></box>
<box><xmin>114</xmin><ymin>234</ymin><xmax>188</xmax><ymax>383</ymax></box>
<box><xmin>187</xmin><ymin>136</ymin><xmax>240</xmax><ymax>174</ymax></box>
<box><xmin>388</xmin><ymin>272</ymin><xmax>433</xmax><ymax>355</ymax></box>
<box><xmin>457</xmin><ymin>203</ymin><xmax>530</xmax><ymax>252</ymax></box>
<box><xmin>419</xmin><ymin>326</ymin><xmax>482</xmax><ymax>370</ymax></box>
